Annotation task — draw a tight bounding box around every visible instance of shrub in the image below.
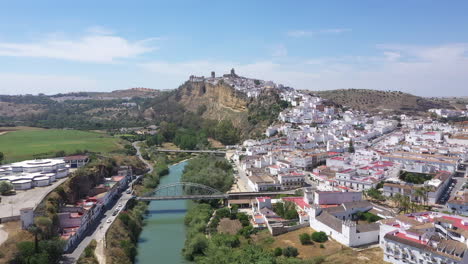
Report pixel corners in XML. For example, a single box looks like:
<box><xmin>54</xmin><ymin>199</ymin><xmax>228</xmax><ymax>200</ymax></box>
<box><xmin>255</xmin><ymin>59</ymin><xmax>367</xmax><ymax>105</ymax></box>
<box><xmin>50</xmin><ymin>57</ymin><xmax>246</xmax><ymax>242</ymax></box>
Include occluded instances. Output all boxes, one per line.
<box><xmin>320</xmin><ymin>244</ymin><xmax>325</xmax><ymax>248</ymax></box>
<box><xmin>311</xmin><ymin>232</ymin><xmax>328</xmax><ymax>243</ymax></box>
<box><xmin>282</xmin><ymin>246</ymin><xmax>299</xmax><ymax>258</ymax></box>
<box><xmin>299</xmin><ymin>233</ymin><xmax>312</xmax><ymax>245</ymax></box>
<box><xmin>274</xmin><ymin>247</ymin><xmax>283</xmax><ymax>256</ymax></box>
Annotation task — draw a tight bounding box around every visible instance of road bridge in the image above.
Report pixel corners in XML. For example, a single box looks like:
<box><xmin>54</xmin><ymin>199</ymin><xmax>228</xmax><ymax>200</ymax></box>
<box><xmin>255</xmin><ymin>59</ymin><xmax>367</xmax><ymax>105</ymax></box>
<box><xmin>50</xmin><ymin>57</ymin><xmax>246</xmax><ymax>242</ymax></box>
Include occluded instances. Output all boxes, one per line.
<box><xmin>153</xmin><ymin>149</ymin><xmax>226</xmax><ymax>155</ymax></box>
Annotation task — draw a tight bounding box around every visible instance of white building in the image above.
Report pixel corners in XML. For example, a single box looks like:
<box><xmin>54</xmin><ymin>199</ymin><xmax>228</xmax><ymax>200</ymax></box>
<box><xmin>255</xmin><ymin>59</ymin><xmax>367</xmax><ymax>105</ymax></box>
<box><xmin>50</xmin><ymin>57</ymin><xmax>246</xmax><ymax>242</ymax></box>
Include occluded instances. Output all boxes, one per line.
<box><xmin>379</xmin><ymin>212</ymin><xmax>468</xmax><ymax>264</ymax></box>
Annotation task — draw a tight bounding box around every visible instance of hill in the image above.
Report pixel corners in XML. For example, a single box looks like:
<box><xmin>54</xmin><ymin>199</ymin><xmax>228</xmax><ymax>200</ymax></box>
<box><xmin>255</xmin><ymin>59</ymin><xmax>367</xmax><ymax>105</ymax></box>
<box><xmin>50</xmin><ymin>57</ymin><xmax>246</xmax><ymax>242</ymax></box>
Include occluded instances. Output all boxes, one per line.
<box><xmin>309</xmin><ymin>89</ymin><xmax>452</xmax><ymax>114</ymax></box>
<box><xmin>171</xmin><ymin>75</ymin><xmax>288</xmax><ymax>138</ymax></box>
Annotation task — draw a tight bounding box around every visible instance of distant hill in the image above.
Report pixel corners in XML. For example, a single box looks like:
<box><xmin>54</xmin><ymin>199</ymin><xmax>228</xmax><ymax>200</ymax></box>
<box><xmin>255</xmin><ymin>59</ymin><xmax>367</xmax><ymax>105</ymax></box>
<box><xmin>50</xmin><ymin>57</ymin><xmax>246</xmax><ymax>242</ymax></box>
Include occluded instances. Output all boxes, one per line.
<box><xmin>308</xmin><ymin>89</ymin><xmax>452</xmax><ymax>114</ymax></box>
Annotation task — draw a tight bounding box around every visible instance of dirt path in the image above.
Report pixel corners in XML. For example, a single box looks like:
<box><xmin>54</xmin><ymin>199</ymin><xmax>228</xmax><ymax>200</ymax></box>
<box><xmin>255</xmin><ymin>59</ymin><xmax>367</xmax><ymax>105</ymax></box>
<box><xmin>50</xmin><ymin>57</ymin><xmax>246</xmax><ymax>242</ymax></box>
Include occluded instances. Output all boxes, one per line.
<box><xmin>0</xmin><ymin>225</ymin><xmax>8</xmax><ymax>246</ymax></box>
<box><xmin>94</xmin><ymin>238</ymin><xmax>106</xmax><ymax>264</ymax></box>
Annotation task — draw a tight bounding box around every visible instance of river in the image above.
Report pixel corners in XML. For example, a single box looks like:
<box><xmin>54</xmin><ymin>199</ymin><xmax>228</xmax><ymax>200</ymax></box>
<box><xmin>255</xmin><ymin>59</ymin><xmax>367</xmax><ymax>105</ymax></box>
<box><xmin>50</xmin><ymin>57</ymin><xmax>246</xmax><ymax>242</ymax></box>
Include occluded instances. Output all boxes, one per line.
<box><xmin>136</xmin><ymin>161</ymin><xmax>190</xmax><ymax>264</ymax></box>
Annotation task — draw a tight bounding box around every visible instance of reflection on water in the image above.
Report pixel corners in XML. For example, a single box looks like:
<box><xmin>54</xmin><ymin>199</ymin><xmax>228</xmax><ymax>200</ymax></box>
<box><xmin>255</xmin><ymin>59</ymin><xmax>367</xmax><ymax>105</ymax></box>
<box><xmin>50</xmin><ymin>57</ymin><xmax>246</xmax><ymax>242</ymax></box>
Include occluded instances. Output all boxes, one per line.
<box><xmin>136</xmin><ymin>161</ymin><xmax>191</xmax><ymax>264</ymax></box>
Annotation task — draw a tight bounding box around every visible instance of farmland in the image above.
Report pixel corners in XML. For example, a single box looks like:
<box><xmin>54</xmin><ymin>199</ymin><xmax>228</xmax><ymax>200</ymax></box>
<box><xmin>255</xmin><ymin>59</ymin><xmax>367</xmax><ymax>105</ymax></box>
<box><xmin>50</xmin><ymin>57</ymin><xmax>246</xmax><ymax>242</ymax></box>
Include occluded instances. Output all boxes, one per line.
<box><xmin>0</xmin><ymin>127</ymin><xmax>124</xmax><ymax>162</ymax></box>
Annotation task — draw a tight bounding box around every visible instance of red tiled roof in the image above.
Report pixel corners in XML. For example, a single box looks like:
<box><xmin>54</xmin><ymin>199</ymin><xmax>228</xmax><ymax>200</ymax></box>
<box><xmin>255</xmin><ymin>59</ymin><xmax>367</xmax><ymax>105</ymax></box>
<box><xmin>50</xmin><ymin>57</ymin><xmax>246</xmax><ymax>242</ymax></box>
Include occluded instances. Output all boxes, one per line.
<box><xmin>283</xmin><ymin>197</ymin><xmax>310</xmax><ymax>209</ymax></box>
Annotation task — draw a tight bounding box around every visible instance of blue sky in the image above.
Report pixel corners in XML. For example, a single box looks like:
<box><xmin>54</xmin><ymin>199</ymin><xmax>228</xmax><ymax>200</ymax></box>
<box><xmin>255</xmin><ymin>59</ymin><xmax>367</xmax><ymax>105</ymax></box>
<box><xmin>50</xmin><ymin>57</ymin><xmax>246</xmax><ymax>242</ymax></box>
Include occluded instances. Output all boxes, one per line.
<box><xmin>0</xmin><ymin>0</ymin><xmax>467</xmax><ymax>96</ymax></box>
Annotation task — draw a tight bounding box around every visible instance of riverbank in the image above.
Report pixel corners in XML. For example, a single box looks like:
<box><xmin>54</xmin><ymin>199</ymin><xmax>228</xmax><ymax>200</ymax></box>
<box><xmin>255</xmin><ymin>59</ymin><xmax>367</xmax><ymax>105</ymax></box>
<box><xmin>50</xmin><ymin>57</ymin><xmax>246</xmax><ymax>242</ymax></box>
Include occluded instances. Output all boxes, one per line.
<box><xmin>135</xmin><ymin>161</ymin><xmax>190</xmax><ymax>264</ymax></box>
<box><xmin>103</xmin><ymin>154</ymin><xmax>192</xmax><ymax>264</ymax></box>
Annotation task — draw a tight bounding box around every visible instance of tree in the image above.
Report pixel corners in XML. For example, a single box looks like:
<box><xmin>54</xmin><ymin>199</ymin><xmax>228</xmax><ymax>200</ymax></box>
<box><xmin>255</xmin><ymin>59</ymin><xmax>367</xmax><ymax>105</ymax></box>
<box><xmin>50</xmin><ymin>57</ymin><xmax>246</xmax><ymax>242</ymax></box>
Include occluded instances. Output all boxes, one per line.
<box><xmin>282</xmin><ymin>246</ymin><xmax>299</xmax><ymax>258</ymax></box>
<box><xmin>365</xmin><ymin>188</ymin><xmax>385</xmax><ymax>201</ymax></box>
<box><xmin>299</xmin><ymin>233</ymin><xmax>312</xmax><ymax>245</ymax></box>
<box><xmin>0</xmin><ymin>181</ymin><xmax>13</xmax><ymax>195</ymax></box>
<box><xmin>311</xmin><ymin>232</ymin><xmax>328</xmax><ymax>243</ymax></box>
<box><xmin>0</xmin><ymin>152</ymin><xmax>4</xmax><ymax>164</ymax></box>
<box><xmin>183</xmin><ymin>233</ymin><xmax>209</xmax><ymax>261</ymax></box>
<box><xmin>274</xmin><ymin>247</ymin><xmax>283</xmax><ymax>257</ymax></box>
<box><xmin>348</xmin><ymin>140</ymin><xmax>355</xmax><ymax>153</ymax></box>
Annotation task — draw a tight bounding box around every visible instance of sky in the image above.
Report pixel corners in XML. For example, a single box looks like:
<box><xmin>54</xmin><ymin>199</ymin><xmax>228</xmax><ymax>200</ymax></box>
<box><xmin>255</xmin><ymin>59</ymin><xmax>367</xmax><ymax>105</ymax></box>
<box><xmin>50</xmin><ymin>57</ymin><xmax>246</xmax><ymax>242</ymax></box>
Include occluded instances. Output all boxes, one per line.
<box><xmin>0</xmin><ymin>0</ymin><xmax>467</xmax><ymax>96</ymax></box>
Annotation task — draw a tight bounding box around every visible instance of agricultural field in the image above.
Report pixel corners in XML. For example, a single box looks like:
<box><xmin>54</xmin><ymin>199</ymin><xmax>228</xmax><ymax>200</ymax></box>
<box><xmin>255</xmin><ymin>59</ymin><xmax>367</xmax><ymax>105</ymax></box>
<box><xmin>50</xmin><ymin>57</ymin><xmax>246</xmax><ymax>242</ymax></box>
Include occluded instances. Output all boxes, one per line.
<box><xmin>0</xmin><ymin>127</ymin><xmax>124</xmax><ymax>163</ymax></box>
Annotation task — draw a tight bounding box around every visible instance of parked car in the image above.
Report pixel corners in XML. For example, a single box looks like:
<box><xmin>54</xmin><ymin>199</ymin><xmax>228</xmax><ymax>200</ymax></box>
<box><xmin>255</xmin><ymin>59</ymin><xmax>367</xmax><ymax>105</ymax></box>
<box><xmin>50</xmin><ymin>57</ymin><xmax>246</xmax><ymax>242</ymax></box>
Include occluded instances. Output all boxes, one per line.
<box><xmin>126</xmin><ymin>189</ymin><xmax>132</xmax><ymax>194</ymax></box>
<box><xmin>112</xmin><ymin>209</ymin><xmax>119</xmax><ymax>216</ymax></box>
<box><xmin>118</xmin><ymin>203</ymin><xmax>123</xmax><ymax>208</ymax></box>
<box><xmin>106</xmin><ymin>218</ymin><xmax>112</xmax><ymax>223</ymax></box>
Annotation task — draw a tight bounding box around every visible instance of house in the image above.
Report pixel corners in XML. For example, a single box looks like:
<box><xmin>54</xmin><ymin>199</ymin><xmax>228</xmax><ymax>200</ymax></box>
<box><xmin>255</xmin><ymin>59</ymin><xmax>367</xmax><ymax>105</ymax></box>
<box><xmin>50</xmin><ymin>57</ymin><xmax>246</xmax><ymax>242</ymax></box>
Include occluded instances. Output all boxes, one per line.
<box><xmin>379</xmin><ymin>212</ymin><xmax>468</xmax><ymax>264</ymax></box>
<box><xmin>307</xmin><ymin>200</ymin><xmax>380</xmax><ymax>247</ymax></box>
<box><xmin>381</xmin><ymin>151</ymin><xmax>459</xmax><ymax>173</ymax></box>
<box><xmin>382</xmin><ymin>171</ymin><xmax>453</xmax><ymax>204</ymax></box>
<box><xmin>447</xmin><ymin>192</ymin><xmax>468</xmax><ymax>216</ymax></box>
<box><xmin>63</xmin><ymin>155</ymin><xmax>89</xmax><ymax>168</ymax></box>
<box><xmin>278</xmin><ymin>171</ymin><xmax>306</xmax><ymax>190</ymax></box>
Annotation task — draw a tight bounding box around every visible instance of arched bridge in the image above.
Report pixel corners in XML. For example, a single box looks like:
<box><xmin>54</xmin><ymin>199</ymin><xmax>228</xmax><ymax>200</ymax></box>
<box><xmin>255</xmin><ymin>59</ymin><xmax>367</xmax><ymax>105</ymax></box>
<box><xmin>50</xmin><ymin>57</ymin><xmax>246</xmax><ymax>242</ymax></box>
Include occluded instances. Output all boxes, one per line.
<box><xmin>137</xmin><ymin>182</ymin><xmax>229</xmax><ymax>201</ymax></box>
<box><xmin>136</xmin><ymin>182</ymin><xmax>301</xmax><ymax>201</ymax></box>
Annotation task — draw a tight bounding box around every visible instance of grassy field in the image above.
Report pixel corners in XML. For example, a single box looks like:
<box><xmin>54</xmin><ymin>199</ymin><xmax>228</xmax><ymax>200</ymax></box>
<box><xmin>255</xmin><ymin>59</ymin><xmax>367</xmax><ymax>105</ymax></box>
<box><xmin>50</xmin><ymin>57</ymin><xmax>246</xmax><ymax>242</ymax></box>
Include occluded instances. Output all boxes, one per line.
<box><xmin>0</xmin><ymin>127</ymin><xmax>124</xmax><ymax>163</ymax></box>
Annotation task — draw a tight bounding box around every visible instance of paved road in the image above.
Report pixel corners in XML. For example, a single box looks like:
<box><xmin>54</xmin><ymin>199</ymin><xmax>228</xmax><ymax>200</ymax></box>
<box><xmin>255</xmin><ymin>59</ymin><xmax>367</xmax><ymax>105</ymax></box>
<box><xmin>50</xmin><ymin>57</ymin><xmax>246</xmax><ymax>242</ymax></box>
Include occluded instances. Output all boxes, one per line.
<box><xmin>153</xmin><ymin>149</ymin><xmax>226</xmax><ymax>154</ymax></box>
<box><xmin>61</xmin><ymin>188</ymin><xmax>134</xmax><ymax>263</ymax></box>
<box><xmin>443</xmin><ymin>176</ymin><xmax>466</xmax><ymax>207</ymax></box>
<box><xmin>61</xmin><ymin>142</ymin><xmax>150</xmax><ymax>263</ymax></box>
<box><xmin>133</xmin><ymin>141</ymin><xmax>154</xmax><ymax>174</ymax></box>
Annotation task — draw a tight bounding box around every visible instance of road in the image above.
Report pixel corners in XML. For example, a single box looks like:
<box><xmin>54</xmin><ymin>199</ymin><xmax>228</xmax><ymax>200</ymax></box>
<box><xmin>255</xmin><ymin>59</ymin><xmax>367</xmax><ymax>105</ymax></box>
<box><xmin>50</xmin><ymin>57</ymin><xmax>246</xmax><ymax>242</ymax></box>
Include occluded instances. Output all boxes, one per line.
<box><xmin>133</xmin><ymin>141</ymin><xmax>154</xmax><ymax>174</ymax></box>
<box><xmin>61</xmin><ymin>187</ymin><xmax>135</xmax><ymax>263</ymax></box>
<box><xmin>153</xmin><ymin>149</ymin><xmax>226</xmax><ymax>154</ymax></box>
<box><xmin>61</xmin><ymin>142</ymin><xmax>150</xmax><ymax>263</ymax></box>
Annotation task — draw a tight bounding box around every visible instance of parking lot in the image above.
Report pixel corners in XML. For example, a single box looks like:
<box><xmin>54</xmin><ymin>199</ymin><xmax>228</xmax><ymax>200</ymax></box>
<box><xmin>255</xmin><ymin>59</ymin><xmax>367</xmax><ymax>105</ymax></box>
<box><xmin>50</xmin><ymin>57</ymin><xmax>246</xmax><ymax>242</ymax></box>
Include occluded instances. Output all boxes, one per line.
<box><xmin>0</xmin><ymin>178</ymin><xmax>68</xmax><ymax>219</ymax></box>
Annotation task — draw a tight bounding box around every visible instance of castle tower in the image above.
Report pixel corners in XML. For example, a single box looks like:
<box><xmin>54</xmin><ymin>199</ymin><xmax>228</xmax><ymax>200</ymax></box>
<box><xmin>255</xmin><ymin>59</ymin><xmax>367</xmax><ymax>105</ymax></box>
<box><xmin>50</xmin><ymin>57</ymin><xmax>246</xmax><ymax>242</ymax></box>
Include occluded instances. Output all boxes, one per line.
<box><xmin>342</xmin><ymin>220</ymin><xmax>357</xmax><ymax>245</ymax></box>
<box><xmin>211</xmin><ymin>71</ymin><xmax>215</xmax><ymax>78</ymax></box>
<box><xmin>230</xmin><ymin>68</ymin><xmax>236</xmax><ymax>76</ymax></box>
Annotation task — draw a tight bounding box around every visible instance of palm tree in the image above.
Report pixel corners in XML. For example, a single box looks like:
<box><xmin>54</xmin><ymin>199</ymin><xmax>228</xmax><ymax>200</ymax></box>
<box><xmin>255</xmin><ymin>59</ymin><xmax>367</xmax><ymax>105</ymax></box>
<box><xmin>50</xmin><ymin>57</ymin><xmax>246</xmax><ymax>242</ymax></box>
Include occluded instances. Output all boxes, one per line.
<box><xmin>28</xmin><ymin>225</ymin><xmax>42</xmax><ymax>253</ymax></box>
<box><xmin>414</xmin><ymin>188</ymin><xmax>426</xmax><ymax>205</ymax></box>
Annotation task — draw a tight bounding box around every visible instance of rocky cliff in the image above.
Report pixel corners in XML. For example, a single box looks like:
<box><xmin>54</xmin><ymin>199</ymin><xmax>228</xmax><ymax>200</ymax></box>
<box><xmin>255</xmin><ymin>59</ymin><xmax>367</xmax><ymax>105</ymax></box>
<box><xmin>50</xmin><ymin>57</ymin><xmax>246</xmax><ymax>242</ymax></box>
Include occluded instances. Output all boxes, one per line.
<box><xmin>174</xmin><ymin>80</ymin><xmax>249</xmax><ymax>127</ymax></box>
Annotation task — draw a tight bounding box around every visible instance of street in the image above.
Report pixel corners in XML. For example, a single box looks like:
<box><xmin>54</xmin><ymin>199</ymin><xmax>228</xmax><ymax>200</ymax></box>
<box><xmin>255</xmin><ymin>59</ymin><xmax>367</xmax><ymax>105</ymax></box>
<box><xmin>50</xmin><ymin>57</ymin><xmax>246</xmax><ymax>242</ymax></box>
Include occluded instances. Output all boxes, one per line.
<box><xmin>61</xmin><ymin>185</ymin><xmax>135</xmax><ymax>263</ymax></box>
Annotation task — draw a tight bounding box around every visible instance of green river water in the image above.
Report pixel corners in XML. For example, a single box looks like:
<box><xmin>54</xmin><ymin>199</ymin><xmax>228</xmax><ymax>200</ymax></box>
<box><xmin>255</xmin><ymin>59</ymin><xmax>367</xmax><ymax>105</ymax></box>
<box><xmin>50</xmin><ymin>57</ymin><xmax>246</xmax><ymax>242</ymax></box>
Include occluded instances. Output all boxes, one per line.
<box><xmin>136</xmin><ymin>161</ymin><xmax>190</xmax><ymax>264</ymax></box>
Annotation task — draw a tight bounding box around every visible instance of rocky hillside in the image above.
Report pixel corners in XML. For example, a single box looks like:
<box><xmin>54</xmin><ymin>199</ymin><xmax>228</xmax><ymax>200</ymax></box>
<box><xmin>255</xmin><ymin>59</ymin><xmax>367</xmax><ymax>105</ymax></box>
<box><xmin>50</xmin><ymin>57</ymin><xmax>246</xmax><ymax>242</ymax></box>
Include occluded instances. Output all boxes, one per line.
<box><xmin>172</xmin><ymin>79</ymin><xmax>287</xmax><ymax>138</ymax></box>
<box><xmin>174</xmin><ymin>80</ymin><xmax>249</xmax><ymax>127</ymax></box>
<box><xmin>309</xmin><ymin>89</ymin><xmax>452</xmax><ymax>114</ymax></box>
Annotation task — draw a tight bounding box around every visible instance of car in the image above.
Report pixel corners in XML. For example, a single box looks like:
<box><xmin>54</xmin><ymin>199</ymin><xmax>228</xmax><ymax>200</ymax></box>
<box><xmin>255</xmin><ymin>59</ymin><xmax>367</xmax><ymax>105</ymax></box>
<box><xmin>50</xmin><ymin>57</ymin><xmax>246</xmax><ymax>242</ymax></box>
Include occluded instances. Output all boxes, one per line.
<box><xmin>118</xmin><ymin>203</ymin><xmax>123</xmax><ymax>208</ymax></box>
<box><xmin>106</xmin><ymin>218</ymin><xmax>112</xmax><ymax>223</ymax></box>
<box><xmin>112</xmin><ymin>209</ymin><xmax>119</xmax><ymax>216</ymax></box>
<box><xmin>126</xmin><ymin>189</ymin><xmax>132</xmax><ymax>194</ymax></box>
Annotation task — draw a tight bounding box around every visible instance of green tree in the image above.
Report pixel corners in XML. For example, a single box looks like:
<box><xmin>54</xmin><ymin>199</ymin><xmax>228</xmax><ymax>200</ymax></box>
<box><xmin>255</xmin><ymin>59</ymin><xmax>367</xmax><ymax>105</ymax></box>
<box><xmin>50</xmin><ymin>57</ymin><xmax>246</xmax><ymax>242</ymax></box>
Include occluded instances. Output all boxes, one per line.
<box><xmin>274</xmin><ymin>247</ymin><xmax>283</xmax><ymax>257</ymax></box>
<box><xmin>299</xmin><ymin>233</ymin><xmax>312</xmax><ymax>245</ymax></box>
<box><xmin>0</xmin><ymin>181</ymin><xmax>13</xmax><ymax>195</ymax></box>
<box><xmin>282</xmin><ymin>246</ymin><xmax>299</xmax><ymax>258</ymax></box>
<box><xmin>0</xmin><ymin>152</ymin><xmax>4</xmax><ymax>164</ymax></box>
<box><xmin>311</xmin><ymin>232</ymin><xmax>328</xmax><ymax>243</ymax></box>
<box><xmin>183</xmin><ymin>233</ymin><xmax>209</xmax><ymax>261</ymax></box>
<box><xmin>348</xmin><ymin>140</ymin><xmax>355</xmax><ymax>153</ymax></box>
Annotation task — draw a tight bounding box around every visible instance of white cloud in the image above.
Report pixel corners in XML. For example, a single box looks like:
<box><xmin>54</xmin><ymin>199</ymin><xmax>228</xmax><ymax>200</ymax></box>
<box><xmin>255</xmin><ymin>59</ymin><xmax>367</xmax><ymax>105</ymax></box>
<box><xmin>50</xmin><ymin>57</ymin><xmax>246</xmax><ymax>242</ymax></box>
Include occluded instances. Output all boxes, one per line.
<box><xmin>0</xmin><ymin>28</ymin><xmax>159</xmax><ymax>63</ymax></box>
<box><xmin>0</xmin><ymin>73</ymin><xmax>100</xmax><ymax>95</ymax></box>
<box><xmin>141</xmin><ymin>43</ymin><xmax>468</xmax><ymax>96</ymax></box>
<box><xmin>287</xmin><ymin>28</ymin><xmax>351</xmax><ymax>38</ymax></box>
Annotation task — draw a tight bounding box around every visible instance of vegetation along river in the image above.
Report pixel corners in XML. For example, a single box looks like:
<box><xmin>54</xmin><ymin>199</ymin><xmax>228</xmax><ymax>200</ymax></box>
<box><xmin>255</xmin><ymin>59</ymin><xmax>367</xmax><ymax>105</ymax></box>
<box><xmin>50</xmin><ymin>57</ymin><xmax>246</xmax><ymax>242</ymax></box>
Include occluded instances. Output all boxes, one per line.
<box><xmin>136</xmin><ymin>161</ymin><xmax>190</xmax><ymax>264</ymax></box>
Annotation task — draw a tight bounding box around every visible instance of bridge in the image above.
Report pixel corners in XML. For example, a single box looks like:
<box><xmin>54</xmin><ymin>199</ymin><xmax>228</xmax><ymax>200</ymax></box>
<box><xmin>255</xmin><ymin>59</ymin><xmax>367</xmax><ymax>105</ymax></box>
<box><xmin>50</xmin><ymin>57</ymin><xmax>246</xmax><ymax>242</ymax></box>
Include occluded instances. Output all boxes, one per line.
<box><xmin>152</xmin><ymin>149</ymin><xmax>226</xmax><ymax>155</ymax></box>
<box><xmin>136</xmin><ymin>182</ymin><xmax>298</xmax><ymax>201</ymax></box>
